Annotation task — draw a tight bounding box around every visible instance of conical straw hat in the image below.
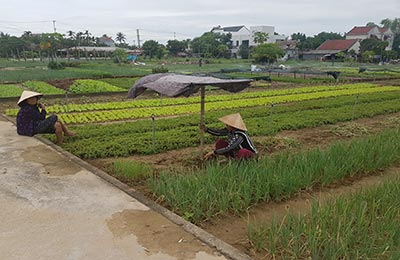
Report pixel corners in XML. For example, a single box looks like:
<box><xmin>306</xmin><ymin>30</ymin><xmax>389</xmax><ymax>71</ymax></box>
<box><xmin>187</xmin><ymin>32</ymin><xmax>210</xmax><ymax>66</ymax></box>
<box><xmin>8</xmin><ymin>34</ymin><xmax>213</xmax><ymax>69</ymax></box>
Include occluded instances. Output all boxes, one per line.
<box><xmin>17</xmin><ymin>90</ymin><xmax>43</xmax><ymax>105</ymax></box>
<box><xmin>218</xmin><ymin>113</ymin><xmax>247</xmax><ymax>131</ymax></box>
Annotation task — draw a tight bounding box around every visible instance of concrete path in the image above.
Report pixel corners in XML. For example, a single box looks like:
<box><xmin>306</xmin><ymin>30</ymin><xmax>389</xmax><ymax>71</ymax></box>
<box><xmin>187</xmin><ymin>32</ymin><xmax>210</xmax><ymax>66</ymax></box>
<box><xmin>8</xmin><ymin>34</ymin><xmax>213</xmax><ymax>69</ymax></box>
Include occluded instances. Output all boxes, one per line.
<box><xmin>0</xmin><ymin>117</ymin><xmax>227</xmax><ymax>260</ymax></box>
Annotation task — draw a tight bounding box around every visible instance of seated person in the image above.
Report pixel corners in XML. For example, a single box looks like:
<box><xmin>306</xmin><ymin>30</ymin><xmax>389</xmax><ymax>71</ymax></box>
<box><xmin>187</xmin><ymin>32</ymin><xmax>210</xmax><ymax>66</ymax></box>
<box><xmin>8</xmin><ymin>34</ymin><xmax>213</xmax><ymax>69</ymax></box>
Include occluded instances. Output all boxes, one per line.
<box><xmin>202</xmin><ymin>113</ymin><xmax>257</xmax><ymax>160</ymax></box>
<box><xmin>16</xmin><ymin>90</ymin><xmax>76</xmax><ymax>145</ymax></box>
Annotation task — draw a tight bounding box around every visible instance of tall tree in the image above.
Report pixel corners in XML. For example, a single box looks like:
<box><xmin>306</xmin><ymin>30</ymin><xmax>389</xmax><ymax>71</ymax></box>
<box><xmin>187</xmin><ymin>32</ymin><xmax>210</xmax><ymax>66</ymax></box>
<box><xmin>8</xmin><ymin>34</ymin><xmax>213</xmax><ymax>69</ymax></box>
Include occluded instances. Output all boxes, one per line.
<box><xmin>380</xmin><ymin>18</ymin><xmax>400</xmax><ymax>55</ymax></box>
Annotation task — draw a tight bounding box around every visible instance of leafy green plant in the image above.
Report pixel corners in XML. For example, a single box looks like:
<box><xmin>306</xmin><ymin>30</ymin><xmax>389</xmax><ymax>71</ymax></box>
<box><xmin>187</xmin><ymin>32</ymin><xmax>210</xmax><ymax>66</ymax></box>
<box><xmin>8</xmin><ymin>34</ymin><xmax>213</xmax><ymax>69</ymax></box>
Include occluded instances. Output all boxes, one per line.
<box><xmin>23</xmin><ymin>81</ymin><xmax>65</xmax><ymax>95</ymax></box>
<box><xmin>0</xmin><ymin>84</ymin><xmax>23</xmax><ymax>98</ymax></box>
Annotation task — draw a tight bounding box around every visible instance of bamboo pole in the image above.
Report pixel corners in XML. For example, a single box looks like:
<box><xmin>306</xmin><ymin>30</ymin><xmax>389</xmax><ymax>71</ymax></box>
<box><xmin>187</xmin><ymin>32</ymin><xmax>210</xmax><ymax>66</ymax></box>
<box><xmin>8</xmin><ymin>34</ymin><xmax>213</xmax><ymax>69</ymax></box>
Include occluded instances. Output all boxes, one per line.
<box><xmin>200</xmin><ymin>86</ymin><xmax>205</xmax><ymax>155</ymax></box>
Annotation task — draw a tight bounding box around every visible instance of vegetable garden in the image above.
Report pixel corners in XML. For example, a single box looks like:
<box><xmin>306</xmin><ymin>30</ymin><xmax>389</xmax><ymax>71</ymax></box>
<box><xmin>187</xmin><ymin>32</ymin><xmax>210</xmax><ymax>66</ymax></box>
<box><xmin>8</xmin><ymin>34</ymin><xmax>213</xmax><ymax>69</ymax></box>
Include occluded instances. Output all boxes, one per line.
<box><xmin>1</xmin><ymin>62</ymin><xmax>400</xmax><ymax>259</ymax></box>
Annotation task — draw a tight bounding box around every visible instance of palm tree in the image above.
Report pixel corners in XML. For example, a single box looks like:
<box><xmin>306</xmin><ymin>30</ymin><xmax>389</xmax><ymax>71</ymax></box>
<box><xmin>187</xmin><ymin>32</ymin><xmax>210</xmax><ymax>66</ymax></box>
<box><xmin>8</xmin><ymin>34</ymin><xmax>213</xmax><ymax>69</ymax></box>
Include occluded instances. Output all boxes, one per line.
<box><xmin>66</xmin><ymin>30</ymin><xmax>75</xmax><ymax>39</ymax></box>
<box><xmin>115</xmin><ymin>32</ymin><xmax>126</xmax><ymax>44</ymax></box>
<box><xmin>84</xmin><ymin>30</ymin><xmax>92</xmax><ymax>45</ymax></box>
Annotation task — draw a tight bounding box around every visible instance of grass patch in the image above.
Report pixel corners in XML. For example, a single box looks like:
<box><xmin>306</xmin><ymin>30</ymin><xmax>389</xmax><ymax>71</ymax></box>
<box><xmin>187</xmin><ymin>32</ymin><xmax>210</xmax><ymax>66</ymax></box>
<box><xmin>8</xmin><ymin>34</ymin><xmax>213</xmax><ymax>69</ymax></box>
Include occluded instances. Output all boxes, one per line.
<box><xmin>111</xmin><ymin>160</ymin><xmax>153</xmax><ymax>181</ymax></box>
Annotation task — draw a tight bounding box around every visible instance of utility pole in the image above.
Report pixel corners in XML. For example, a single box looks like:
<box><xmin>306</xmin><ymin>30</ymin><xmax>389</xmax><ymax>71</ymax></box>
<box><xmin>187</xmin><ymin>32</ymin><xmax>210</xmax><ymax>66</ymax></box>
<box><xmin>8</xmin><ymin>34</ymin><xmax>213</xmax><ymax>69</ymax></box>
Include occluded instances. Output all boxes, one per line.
<box><xmin>53</xmin><ymin>20</ymin><xmax>56</xmax><ymax>33</ymax></box>
<box><xmin>136</xmin><ymin>29</ymin><xmax>141</xmax><ymax>48</ymax></box>
<box><xmin>174</xmin><ymin>32</ymin><xmax>176</xmax><ymax>40</ymax></box>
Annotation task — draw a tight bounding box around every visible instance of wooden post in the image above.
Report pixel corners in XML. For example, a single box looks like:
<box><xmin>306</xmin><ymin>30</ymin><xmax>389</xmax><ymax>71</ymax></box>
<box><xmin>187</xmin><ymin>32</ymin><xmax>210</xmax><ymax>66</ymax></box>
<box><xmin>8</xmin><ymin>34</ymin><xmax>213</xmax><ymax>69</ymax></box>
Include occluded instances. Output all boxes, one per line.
<box><xmin>200</xmin><ymin>86</ymin><xmax>205</xmax><ymax>154</ymax></box>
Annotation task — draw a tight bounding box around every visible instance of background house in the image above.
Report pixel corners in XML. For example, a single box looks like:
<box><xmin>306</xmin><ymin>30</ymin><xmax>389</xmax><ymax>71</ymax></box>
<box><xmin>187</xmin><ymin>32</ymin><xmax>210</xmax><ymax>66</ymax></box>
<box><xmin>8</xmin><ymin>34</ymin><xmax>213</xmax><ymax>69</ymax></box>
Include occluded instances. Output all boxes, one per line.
<box><xmin>346</xmin><ymin>26</ymin><xmax>394</xmax><ymax>50</ymax></box>
<box><xmin>276</xmin><ymin>40</ymin><xmax>299</xmax><ymax>60</ymax></box>
<box><xmin>301</xmin><ymin>39</ymin><xmax>360</xmax><ymax>60</ymax></box>
<box><xmin>97</xmin><ymin>36</ymin><xmax>116</xmax><ymax>47</ymax></box>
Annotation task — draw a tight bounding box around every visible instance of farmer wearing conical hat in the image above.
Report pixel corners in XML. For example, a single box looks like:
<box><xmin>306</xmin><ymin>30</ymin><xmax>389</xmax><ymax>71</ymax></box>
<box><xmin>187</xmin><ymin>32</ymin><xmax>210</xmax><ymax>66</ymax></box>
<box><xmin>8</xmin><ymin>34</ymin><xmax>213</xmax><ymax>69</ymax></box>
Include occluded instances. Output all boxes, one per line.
<box><xmin>202</xmin><ymin>113</ymin><xmax>257</xmax><ymax>160</ymax></box>
<box><xmin>16</xmin><ymin>90</ymin><xmax>76</xmax><ymax>144</ymax></box>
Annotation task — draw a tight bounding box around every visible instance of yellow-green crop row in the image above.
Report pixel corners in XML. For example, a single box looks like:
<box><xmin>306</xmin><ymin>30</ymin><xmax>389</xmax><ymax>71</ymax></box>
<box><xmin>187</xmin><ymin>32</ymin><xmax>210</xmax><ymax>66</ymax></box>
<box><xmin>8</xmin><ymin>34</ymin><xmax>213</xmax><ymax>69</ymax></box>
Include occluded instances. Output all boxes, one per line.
<box><xmin>4</xmin><ymin>83</ymin><xmax>383</xmax><ymax>115</ymax></box>
<box><xmin>57</xmin><ymin>86</ymin><xmax>398</xmax><ymax>124</ymax></box>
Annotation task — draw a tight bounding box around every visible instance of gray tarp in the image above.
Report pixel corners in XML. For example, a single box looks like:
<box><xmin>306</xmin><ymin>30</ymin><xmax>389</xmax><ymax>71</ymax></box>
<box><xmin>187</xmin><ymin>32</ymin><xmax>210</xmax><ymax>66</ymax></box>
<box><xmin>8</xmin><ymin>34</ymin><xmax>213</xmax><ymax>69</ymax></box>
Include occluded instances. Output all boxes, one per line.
<box><xmin>127</xmin><ymin>73</ymin><xmax>252</xmax><ymax>98</ymax></box>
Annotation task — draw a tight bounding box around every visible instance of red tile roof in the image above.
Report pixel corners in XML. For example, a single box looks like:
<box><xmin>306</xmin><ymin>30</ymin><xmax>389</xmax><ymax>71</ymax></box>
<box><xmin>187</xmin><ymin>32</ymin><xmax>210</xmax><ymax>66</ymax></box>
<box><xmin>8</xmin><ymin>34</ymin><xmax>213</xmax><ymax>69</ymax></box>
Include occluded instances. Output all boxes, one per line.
<box><xmin>347</xmin><ymin>26</ymin><xmax>375</xmax><ymax>35</ymax></box>
<box><xmin>317</xmin><ymin>39</ymin><xmax>359</xmax><ymax>51</ymax></box>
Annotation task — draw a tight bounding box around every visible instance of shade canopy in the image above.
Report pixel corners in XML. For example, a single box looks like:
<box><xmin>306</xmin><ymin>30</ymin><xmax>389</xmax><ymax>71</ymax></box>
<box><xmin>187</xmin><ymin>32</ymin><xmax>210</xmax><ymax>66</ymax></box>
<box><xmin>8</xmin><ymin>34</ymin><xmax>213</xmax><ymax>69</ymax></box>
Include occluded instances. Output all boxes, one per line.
<box><xmin>127</xmin><ymin>73</ymin><xmax>252</xmax><ymax>98</ymax></box>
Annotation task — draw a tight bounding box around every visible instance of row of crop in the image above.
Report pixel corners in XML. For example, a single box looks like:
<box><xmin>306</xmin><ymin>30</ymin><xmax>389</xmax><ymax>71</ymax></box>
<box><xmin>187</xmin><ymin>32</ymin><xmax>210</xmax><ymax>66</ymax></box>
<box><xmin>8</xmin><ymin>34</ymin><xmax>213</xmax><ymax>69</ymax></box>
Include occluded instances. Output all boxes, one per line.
<box><xmin>0</xmin><ymin>81</ymin><xmax>64</xmax><ymax>98</ymax></box>
<box><xmin>69</xmin><ymin>79</ymin><xmax>125</xmax><ymax>93</ymax></box>
<box><xmin>22</xmin><ymin>81</ymin><xmax>65</xmax><ymax>95</ymax></box>
<box><xmin>0</xmin><ymin>84</ymin><xmax>23</xmax><ymax>98</ymax></box>
<box><xmin>6</xmin><ymin>83</ymin><xmax>380</xmax><ymax>114</ymax></box>
<box><xmin>149</xmin><ymin>128</ymin><xmax>400</xmax><ymax>223</ymax></box>
<box><xmin>247</xmin><ymin>179</ymin><xmax>400</xmax><ymax>258</ymax></box>
<box><xmin>52</xmin><ymin>86</ymin><xmax>399</xmax><ymax>124</ymax></box>
<box><xmin>67</xmin><ymin>91</ymin><xmax>400</xmax><ymax>141</ymax></box>
<box><xmin>56</xmin><ymin>94</ymin><xmax>400</xmax><ymax>158</ymax></box>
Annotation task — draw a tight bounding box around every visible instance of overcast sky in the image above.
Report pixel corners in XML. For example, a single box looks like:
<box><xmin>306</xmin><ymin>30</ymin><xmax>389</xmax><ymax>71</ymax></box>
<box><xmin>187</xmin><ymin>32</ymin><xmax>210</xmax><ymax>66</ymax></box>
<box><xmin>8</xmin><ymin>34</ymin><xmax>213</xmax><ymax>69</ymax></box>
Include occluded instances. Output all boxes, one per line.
<box><xmin>1</xmin><ymin>0</ymin><xmax>399</xmax><ymax>44</ymax></box>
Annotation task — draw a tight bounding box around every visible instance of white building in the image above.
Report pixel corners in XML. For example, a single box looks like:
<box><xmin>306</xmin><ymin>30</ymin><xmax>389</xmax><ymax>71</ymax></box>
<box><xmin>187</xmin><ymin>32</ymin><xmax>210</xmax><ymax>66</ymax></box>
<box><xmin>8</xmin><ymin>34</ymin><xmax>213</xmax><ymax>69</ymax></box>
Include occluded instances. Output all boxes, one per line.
<box><xmin>211</xmin><ymin>25</ymin><xmax>286</xmax><ymax>57</ymax></box>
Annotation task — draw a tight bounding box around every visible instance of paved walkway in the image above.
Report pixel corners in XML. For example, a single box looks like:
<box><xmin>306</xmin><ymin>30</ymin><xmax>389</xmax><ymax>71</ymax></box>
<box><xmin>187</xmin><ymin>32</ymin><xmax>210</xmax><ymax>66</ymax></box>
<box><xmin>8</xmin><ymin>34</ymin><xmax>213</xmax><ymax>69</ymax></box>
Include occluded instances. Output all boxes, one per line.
<box><xmin>0</xmin><ymin>117</ymin><xmax>227</xmax><ymax>260</ymax></box>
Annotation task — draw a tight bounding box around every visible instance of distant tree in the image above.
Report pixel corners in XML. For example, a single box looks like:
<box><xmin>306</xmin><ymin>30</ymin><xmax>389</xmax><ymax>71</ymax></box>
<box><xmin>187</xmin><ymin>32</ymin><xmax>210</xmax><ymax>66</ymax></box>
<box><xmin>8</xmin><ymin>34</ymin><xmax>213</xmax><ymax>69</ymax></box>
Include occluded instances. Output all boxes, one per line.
<box><xmin>66</xmin><ymin>30</ymin><xmax>75</xmax><ymax>39</ymax></box>
<box><xmin>252</xmin><ymin>43</ymin><xmax>284</xmax><ymax>63</ymax></box>
<box><xmin>296</xmin><ymin>32</ymin><xmax>344</xmax><ymax>50</ymax></box>
<box><xmin>366</xmin><ymin>22</ymin><xmax>378</xmax><ymax>27</ymax></box>
<box><xmin>39</xmin><ymin>33</ymin><xmax>63</xmax><ymax>62</ymax></box>
<box><xmin>216</xmin><ymin>44</ymin><xmax>231</xmax><ymax>58</ymax></box>
<box><xmin>115</xmin><ymin>32</ymin><xmax>126</xmax><ymax>44</ymax></box>
<box><xmin>380</xmin><ymin>18</ymin><xmax>400</xmax><ymax>56</ymax></box>
<box><xmin>190</xmin><ymin>32</ymin><xmax>232</xmax><ymax>58</ymax></box>
<box><xmin>166</xmin><ymin>39</ymin><xmax>187</xmax><ymax>56</ymax></box>
<box><xmin>291</xmin><ymin>32</ymin><xmax>306</xmax><ymax>42</ymax></box>
<box><xmin>360</xmin><ymin>38</ymin><xmax>388</xmax><ymax>54</ymax></box>
<box><xmin>253</xmin><ymin>31</ymin><xmax>269</xmax><ymax>44</ymax></box>
<box><xmin>142</xmin><ymin>40</ymin><xmax>163</xmax><ymax>59</ymax></box>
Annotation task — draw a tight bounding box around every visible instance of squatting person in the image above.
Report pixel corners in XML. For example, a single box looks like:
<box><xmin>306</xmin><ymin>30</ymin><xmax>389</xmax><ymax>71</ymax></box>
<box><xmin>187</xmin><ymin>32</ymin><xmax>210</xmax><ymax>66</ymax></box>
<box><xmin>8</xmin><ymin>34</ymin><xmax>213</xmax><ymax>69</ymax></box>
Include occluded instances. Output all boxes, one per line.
<box><xmin>202</xmin><ymin>113</ymin><xmax>257</xmax><ymax>160</ymax></box>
